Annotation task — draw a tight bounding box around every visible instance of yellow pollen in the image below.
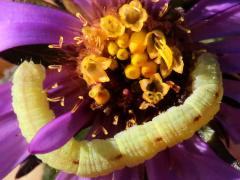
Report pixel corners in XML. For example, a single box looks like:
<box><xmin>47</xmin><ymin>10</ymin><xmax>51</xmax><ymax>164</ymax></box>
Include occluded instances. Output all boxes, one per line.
<box><xmin>76</xmin><ymin>12</ymin><xmax>88</xmax><ymax>26</ymax></box>
<box><xmin>129</xmin><ymin>31</ymin><xmax>147</xmax><ymax>53</ymax></box>
<box><xmin>131</xmin><ymin>52</ymin><xmax>148</xmax><ymax>67</ymax></box>
<box><xmin>48</xmin><ymin>36</ymin><xmax>64</xmax><ymax>49</ymax></box>
<box><xmin>89</xmin><ymin>84</ymin><xmax>110</xmax><ymax>105</ymax></box>
<box><xmin>125</xmin><ymin>64</ymin><xmax>141</xmax><ymax>80</ymax></box>
<box><xmin>141</xmin><ymin>61</ymin><xmax>158</xmax><ymax>78</ymax></box>
<box><xmin>108</xmin><ymin>41</ymin><xmax>119</xmax><ymax>56</ymax></box>
<box><xmin>117</xmin><ymin>49</ymin><xmax>129</xmax><ymax>60</ymax></box>
<box><xmin>116</xmin><ymin>33</ymin><xmax>129</xmax><ymax>48</ymax></box>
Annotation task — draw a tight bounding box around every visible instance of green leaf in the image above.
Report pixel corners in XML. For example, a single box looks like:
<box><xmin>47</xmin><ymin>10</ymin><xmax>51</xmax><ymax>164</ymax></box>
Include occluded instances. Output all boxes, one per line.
<box><xmin>42</xmin><ymin>165</ymin><xmax>58</xmax><ymax>180</ymax></box>
<box><xmin>74</xmin><ymin>127</ymin><xmax>91</xmax><ymax>141</ymax></box>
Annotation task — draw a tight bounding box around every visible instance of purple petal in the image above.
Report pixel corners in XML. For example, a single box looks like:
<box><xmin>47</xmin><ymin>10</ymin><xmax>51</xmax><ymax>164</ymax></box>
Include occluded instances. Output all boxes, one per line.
<box><xmin>185</xmin><ymin>0</ymin><xmax>240</xmax><ymax>26</ymax></box>
<box><xmin>141</xmin><ymin>0</ymin><xmax>170</xmax><ymax>18</ymax></box>
<box><xmin>44</xmin><ymin>65</ymin><xmax>88</xmax><ymax>117</ymax></box>
<box><xmin>29</xmin><ymin>104</ymin><xmax>92</xmax><ymax>154</ymax></box>
<box><xmin>146</xmin><ymin>136</ymin><xmax>240</xmax><ymax>180</ymax></box>
<box><xmin>204</xmin><ymin>37</ymin><xmax>240</xmax><ymax>54</ymax></box>
<box><xmin>218</xmin><ymin>54</ymin><xmax>240</xmax><ymax>73</ymax></box>
<box><xmin>191</xmin><ymin>5</ymin><xmax>240</xmax><ymax>41</ymax></box>
<box><xmin>0</xmin><ymin>82</ymin><xmax>29</xmax><ymax>179</ymax></box>
<box><xmin>0</xmin><ymin>81</ymin><xmax>13</xmax><ymax>115</ymax></box>
<box><xmin>56</xmin><ymin>171</ymin><xmax>112</xmax><ymax>180</ymax></box>
<box><xmin>223</xmin><ymin>79</ymin><xmax>240</xmax><ymax>103</ymax></box>
<box><xmin>217</xmin><ymin>103</ymin><xmax>240</xmax><ymax>143</ymax></box>
<box><xmin>73</xmin><ymin>0</ymin><xmax>102</xmax><ymax>21</ymax></box>
<box><xmin>0</xmin><ymin>2</ymin><xmax>82</xmax><ymax>52</ymax></box>
<box><xmin>56</xmin><ymin>165</ymin><xmax>145</xmax><ymax>180</ymax></box>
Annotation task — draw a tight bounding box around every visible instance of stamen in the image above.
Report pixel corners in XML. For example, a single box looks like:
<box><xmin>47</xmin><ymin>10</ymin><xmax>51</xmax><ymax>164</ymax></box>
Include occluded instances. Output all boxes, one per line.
<box><xmin>166</xmin><ymin>81</ymin><xmax>181</xmax><ymax>93</ymax></box>
<box><xmin>151</xmin><ymin>0</ymin><xmax>160</xmax><ymax>2</ymax></box>
<box><xmin>91</xmin><ymin>129</ymin><xmax>98</xmax><ymax>138</ymax></box>
<box><xmin>76</xmin><ymin>12</ymin><xmax>88</xmax><ymax>26</ymax></box>
<box><xmin>47</xmin><ymin>97</ymin><xmax>63</xmax><ymax>103</ymax></box>
<box><xmin>176</xmin><ymin>24</ymin><xmax>191</xmax><ymax>34</ymax></box>
<box><xmin>159</xmin><ymin>3</ymin><xmax>169</xmax><ymax>17</ymax></box>
<box><xmin>139</xmin><ymin>101</ymin><xmax>155</xmax><ymax>110</ymax></box>
<box><xmin>113</xmin><ymin>115</ymin><xmax>119</xmax><ymax>125</ymax></box>
<box><xmin>102</xmin><ymin>126</ymin><xmax>109</xmax><ymax>135</ymax></box>
<box><xmin>78</xmin><ymin>96</ymin><xmax>84</xmax><ymax>100</ymax></box>
<box><xmin>126</xmin><ymin>118</ymin><xmax>137</xmax><ymax>129</ymax></box>
<box><xmin>73</xmin><ymin>36</ymin><xmax>84</xmax><ymax>45</ymax></box>
<box><xmin>60</xmin><ymin>97</ymin><xmax>65</xmax><ymax>107</ymax></box>
<box><xmin>71</xmin><ymin>101</ymin><xmax>81</xmax><ymax>113</ymax></box>
<box><xmin>51</xmin><ymin>83</ymin><xmax>59</xmax><ymax>89</ymax></box>
<box><xmin>48</xmin><ymin>36</ymin><xmax>64</xmax><ymax>49</ymax></box>
<box><xmin>48</xmin><ymin>65</ymin><xmax>62</xmax><ymax>72</ymax></box>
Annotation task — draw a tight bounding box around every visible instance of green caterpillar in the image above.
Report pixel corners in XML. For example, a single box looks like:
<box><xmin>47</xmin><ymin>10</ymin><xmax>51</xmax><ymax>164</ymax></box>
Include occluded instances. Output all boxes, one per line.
<box><xmin>12</xmin><ymin>53</ymin><xmax>223</xmax><ymax>177</ymax></box>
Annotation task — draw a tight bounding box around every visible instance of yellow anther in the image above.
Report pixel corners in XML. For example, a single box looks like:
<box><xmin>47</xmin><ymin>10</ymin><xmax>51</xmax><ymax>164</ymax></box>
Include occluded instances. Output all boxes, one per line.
<box><xmin>145</xmin><ymin>30</ymin><xmax>166</xmax><ymax>59</ymax></box>
<box><xmin>78</xmin><ymin>55</ymin><xmax>112</xmax><ymax>85</ymax></box>
<box><xmin>129</xmin><ymin>31</ymin><xmax>147</xmax><ymax>53</ymax></box>
<box><xmin>117</xmin><ymin>49</ymin><xmax>129</xmax><ymax>60</ymax></box>
<box><xmin>116</xmin><ymin>33</ymin><xmax>129</xmax><ymax>48</ymax></box>
<box><xmin>172</xmin><ymin>47</ymin><xmax>184</xmax><ymax>74</ymax></box>
<box><xmin>141</xmin><ymin>61</ymin><xmax>158</xmax><ymax>78</ymax></box>
<box><xmin>119</xmin><ymin>0</ymin><xmax>148</xmax><ymax>32</ymax></box>
<box><xmin>110</xmin><ymin>59</ymin><xmax>119</xmax><ymax>70</ymax></box>
<box><xmin>100</xmin><ymin>15</ymin><xmax>125</xmax><ymax>38</ymax></box>
<box><xmin>125</xmin><ymin>64</ymin><xmax>141</xmax><ymax>80</ymax></box>
<box><xmin>131</xmin><ymin>52</ymin><xmax>148</xmax><ymax>67</ymax></box>
<box><xmin>158</xmin><ymin>43</ymin><xmax>173</xmax><ymax>70</ymax></box>
<box><xmin>89</xmin><ymin>84</ymin><xmax>110</xmax><ymax>105</ymax></box>
<box><xmin>108</xmin><ymin>41</ymin><xmax>119</xmax><ymax>56</ymax></box>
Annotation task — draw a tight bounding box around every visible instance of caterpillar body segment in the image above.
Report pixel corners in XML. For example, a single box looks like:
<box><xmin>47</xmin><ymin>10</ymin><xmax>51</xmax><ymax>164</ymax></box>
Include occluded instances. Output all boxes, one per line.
<box><xmin>152</xmin><ymin>113</ymin><xmax>180</xmax><ymax>147</ymax></box>
<box><xmin>12</xmin><ymin>53</ymin><xmax>223</xmax><ymax>177</ymax></box>
<box><xmin>12</xmin><ymin>61</ymin><xmax>80</xmax><ymax>173</ymax></box>
<box><xmin>166</xmin><ymin>106</ymin><xmax>194</xmax><ymax>141</ymax></box>
<box><xmin>77</xmin><ymin>139</ymin><xmax>124</xmax><ymax>177</ymax></box>
<box><xmin>192</xmin><ymin>53</ymin><xmax>222</xmax><ymax>89</ymax></box>
<box><xmin>12</xmin><ymin>61</ymin><xmax>55</xmax><ymax>141</ymax></box>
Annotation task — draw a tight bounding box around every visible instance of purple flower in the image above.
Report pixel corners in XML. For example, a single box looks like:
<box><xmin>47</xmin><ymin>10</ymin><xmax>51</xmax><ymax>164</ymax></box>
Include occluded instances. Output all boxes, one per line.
<box><xmin>0</xmin><ymin>0</ymin><xmax>240</xmax><ymax>179</ymax></box>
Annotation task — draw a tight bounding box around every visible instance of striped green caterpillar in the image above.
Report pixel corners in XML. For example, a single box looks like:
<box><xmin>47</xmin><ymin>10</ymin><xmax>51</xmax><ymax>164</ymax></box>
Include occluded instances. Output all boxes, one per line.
<box><xmin>12</xmin><ymin>53</ymin><xmax>223</xmax><ymax>177</ymax></box>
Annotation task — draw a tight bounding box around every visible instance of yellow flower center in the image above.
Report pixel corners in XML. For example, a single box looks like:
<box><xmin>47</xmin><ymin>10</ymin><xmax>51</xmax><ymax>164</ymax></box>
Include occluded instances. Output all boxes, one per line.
<box><xmin>77</xmin><ymin>0</ymin><xmax>184</xmax><ymax>106</ymax></box>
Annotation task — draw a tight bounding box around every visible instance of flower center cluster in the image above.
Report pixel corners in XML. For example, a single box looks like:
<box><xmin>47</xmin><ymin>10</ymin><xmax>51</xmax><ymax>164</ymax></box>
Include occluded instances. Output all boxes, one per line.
<box><xmin>74</xmin><ymin>0</ymin><xmax>189</xmax><ymax>132</ymax></box>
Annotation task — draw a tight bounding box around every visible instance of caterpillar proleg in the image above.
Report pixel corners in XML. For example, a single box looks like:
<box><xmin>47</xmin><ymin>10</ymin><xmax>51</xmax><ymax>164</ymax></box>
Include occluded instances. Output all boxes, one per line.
<box><xmin>12</xmin><ymin>53</ymin><xmax>223</xmax><ymax>177</ymax></box>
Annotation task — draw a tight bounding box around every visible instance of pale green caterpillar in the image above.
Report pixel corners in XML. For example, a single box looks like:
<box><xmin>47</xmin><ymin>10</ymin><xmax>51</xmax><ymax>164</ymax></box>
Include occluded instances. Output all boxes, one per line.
<box><xmin>12</xmin><ymin>53</ymin><xmax>223</xmax><ymax>177</ymax></box>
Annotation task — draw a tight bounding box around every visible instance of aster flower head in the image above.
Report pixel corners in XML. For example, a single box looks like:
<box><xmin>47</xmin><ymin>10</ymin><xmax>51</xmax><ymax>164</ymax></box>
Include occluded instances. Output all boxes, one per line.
<box><xmin>0</xmin><ymin>0</ymin><xmax>240</xmax><ymax>179</ymax></box>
